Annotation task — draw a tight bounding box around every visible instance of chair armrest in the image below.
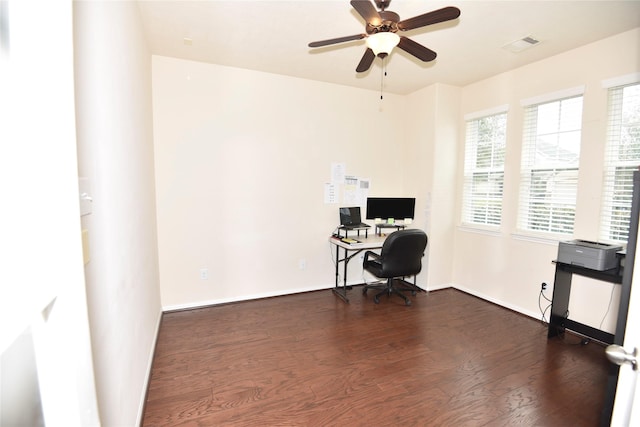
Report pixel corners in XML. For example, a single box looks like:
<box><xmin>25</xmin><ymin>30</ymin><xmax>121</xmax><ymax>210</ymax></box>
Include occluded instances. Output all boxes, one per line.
<box><xmin>363</xmin><ymin>250</ymin><xmax>381</xmax><ymax>263</ymax></box>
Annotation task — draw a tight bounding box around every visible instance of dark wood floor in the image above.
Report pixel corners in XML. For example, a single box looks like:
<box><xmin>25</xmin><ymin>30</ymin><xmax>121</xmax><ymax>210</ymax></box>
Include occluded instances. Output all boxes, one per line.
<box><xmin>142</xmin><ymin>287</ymin><xmax>610</xmax><ymax>426</ymax></box>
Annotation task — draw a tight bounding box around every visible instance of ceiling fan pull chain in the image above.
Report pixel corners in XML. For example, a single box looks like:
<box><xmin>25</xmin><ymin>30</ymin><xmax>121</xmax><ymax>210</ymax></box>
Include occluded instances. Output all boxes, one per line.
<box><xmin>380</xmin><ymin>57</ymin><xmax>385</xmax><ymax>100</ymax></box>
<box><xmin>380</xmin><ymin>64</ymin><xmax>383</xmax><ymax>100</ymax></box>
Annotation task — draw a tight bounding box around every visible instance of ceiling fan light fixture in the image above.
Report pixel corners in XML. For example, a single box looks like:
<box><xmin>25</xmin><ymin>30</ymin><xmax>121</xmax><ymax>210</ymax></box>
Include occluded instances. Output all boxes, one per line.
<box><xmin>366</xmin><ymin>32</ymin><xmax>400</xmax><ymax>56</ymax></box>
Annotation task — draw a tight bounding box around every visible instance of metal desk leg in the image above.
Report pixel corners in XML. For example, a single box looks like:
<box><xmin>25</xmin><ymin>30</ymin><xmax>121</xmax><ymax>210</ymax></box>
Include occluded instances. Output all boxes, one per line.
<box><xmin>548</xmin><ymin>266</ymin><xmax>572</xmax><ymax>338</ymax></box>
<box><xmin>332</xmin><ymin>246</ymin><xmax>350</xmax><ymax>303</ymax></box>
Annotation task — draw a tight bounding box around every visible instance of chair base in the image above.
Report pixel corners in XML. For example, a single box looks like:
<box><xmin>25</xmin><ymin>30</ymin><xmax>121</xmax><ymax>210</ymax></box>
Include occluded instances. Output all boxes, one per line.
<box><xmin>363</xmin><ymin>278</ymin><xmax>417</xmax><ymax>306</ymax></box>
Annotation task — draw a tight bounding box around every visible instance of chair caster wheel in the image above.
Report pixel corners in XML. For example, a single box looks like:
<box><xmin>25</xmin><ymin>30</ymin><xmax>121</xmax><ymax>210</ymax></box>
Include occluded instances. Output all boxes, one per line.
<box><xmin>411</xmin><ymin>291</ymin><xmax>417</xmax><ymax>296</ymax></box>
<box><xmin>405</xmin><ymin>300</ymin><xmax>412</xmax><ymax>306</ymax></box>
<box><xmin>374</xmin><ymin>297</ymin><xmax>380</xmax><ymax>304</ymax></box>
<box><xmin>363</xmin><ymin>288</ymin><xmax>368</xmax><ymax>295</ymax></box>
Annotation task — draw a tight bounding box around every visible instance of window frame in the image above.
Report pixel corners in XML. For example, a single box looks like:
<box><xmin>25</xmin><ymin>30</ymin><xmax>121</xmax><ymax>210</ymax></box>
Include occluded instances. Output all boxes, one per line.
<box><xmin>461</xmin><ymin>107</ymin><xmax>508</xmax><ymax>229</ymax></box>
<box><xmin>517</xmin><ymin>92</ymin><xmax>584</xmax><ymax>237</ymax></box>
<box><xmin>599</xmin><ymin>81</ymin><xmax>640</xmax><ymax>243</ymax></box>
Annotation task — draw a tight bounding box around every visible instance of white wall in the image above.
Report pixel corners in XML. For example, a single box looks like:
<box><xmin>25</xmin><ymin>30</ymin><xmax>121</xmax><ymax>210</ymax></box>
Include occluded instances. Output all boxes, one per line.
<box><xmin>153</xmin><ymin>28</ymin><xmax>640</xmax><ymax>328</ymax></box>
<box><xmin>452</xmin><ymin>28</ymin><xmax>640</xmax><ymax>328</ymax></box>
<box><xmin>0</xmin><ymin>0</ymin><xmax>100</xmax><ymax>425</ymax></box>
<box><xmin>74</xmin><ymin>1</ymin><xmax>162</xmax><ymax>425</ymax></box>
<box><xmin>2</xmin><ymin>1</ymin><xmax>634</xmax><ymax>424</ymax></box>
<box><xmin>152</xmin><ymin>56</ymin><xmax>410</xmax><ymax>309</ymax></box>
<box><xmin>1</xmin><ymin>327</ymin><xmax>43</xmax><ymax>426</ymax></box>
<box><xmin>402</xmin><ymin>83</ymin><xmax>461</xmax><ymax>289</ymax></box>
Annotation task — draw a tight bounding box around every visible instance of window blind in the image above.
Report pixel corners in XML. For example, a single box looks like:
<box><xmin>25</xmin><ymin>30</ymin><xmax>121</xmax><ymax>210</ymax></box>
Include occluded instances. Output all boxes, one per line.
<box><xmin>462</xmin><ymin>111</ymin><xmax>507</xmax><ymax>227</ymax></box>
<box><xmin>600</xmin><ymin>83</ymin><xmax>640</xmax><ymax>242</ymax></box>
<box><xmin>518</xmin><ymin>96</ymin><xmax>583</xmax><ymax>235</ymax></box>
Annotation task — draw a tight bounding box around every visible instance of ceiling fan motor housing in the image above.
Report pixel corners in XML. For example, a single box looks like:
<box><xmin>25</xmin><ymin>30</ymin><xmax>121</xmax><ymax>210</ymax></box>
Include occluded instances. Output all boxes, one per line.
<box><xmin>367</xmin><ymin>10</ymin><xmax>400</xmax><ymax>34</ymax></box>
<box><xmin>308</xmin><ymin>0</ymin><xmax>461</xmax><ymax>72</ymax></box>
<box><xmin>375</xmin><ymin>0</ymin><xmax>392</xmax><ymax>11</ymax></box>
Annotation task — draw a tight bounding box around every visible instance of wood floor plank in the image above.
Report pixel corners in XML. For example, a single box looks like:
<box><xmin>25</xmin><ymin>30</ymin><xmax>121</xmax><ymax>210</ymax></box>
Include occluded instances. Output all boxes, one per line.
<box><xmin>143</xmin><ymin>288</ymin><xmax>610</xmax><ymax>426</ymax></box>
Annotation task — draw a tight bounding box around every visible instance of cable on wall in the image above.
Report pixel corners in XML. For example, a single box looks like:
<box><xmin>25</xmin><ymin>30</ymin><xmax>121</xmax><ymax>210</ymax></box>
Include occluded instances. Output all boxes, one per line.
<box><xmin>599</xmin><ymin>282</ymin><xmax>617</xmax><ymax>330</ymax></box>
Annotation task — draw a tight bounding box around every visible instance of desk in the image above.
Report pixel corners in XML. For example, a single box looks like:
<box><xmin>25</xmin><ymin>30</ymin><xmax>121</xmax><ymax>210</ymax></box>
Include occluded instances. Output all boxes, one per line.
<box><xmin>374</xmin><ymin>223</ymin><xmax>406</xmax><ymax>236</ymax></box>
<box><xmin>548</xmin><ymin>261</ymin><xmax>623</xmax><ymax>344</ymax></box>
<box><xmin>329</xmin><ymin>234</ymin><xmax>386</xmax><ymax>303</ymax></box>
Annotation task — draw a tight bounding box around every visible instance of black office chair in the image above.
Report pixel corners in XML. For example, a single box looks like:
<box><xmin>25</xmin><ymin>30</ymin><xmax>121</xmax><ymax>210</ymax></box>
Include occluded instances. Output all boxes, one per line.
<box><xmin>362</xmin><ymin>229</ymin><xmax>428</xmax><ymax>306</ymax></box>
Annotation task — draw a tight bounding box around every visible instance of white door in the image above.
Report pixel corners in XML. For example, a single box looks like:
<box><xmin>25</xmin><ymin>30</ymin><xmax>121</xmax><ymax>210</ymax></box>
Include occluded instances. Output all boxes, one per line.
<box><xmin>610</xmin><ymin>243</ymin><xmax>640</xmax><ymax>425</ymax></box>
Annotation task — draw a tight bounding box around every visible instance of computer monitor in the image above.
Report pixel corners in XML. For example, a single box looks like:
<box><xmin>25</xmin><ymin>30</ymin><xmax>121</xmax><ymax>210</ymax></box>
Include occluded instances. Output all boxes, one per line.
<box><xmin>339</xmin><ymin>207</ymin><xmax>361</xmax><ymax>227</ymax></box>
<box><xmin>366</xmin><ymin>197</ymin><xmax>416</xmax><ymax>221</ymax></box>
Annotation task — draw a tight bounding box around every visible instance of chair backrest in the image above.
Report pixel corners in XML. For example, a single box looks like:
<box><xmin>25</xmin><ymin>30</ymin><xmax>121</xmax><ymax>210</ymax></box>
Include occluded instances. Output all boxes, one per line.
<box><xmin>378</xmin><ymin>229</ymin><xmax>428</xmax><ymax>278</ymax></box>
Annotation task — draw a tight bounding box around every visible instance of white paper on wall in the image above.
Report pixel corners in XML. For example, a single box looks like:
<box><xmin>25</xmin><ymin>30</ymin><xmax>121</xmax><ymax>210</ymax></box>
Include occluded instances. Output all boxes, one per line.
<box><xmin>331</xmin><ymin>162</ymin><xmax>346</xmax><ymax>184</ymax></box>
<box><xmin>343</xmin><ymin>175</ymin><xmax>358</xmax><ymax>205</ymax></box>
<box><xmin>324</xmin><ymin>183</ymin><xmax>338</xmax><ymax>204</ymax></box>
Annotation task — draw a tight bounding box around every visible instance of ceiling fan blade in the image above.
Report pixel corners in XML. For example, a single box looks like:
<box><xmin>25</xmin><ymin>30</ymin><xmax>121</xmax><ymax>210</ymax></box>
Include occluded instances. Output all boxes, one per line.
<box><xmin>308</xmin><ymin>34</ymin><xmax>367</xmax><ymax>48</ymax></box>
<box><xmin>397</xmin><ymin>6</ymin><xmax>461</xmax><ymax>31</ymax></box>
<box><xmin>356</xmin><ymin>48</ymin><xmax>376</xmax><ymax>73</ymax></box>
<box><xmin>398</xmin><ymin>37</ymin><xmax>437</xmax><ymax>62</ymax></box>
<box><xmin>350</xmin><ymin>0</ymin><xmax>382</xmax><ymax>26</ymax></box>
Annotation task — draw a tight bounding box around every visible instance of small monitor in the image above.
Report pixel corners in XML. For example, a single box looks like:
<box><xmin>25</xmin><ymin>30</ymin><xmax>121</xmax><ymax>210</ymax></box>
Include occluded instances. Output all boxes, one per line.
<box><xmin>339</xmin><ymin>207</ymin><xmax>361</xmax><ymax>226</ymax></box>
<box><xmin>366</xmin><ymin>197</ymin><xmax>416</xmax><ymax>221</ymax></box>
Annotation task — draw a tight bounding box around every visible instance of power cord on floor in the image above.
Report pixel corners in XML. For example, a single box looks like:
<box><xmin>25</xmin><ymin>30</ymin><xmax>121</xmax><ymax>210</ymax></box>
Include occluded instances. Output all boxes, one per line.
<box><xmin>539</xmin><ymin>282</ymin><xmax>589</xmax><ymax>345</ymax></box>
<box><xmin>538</xmin><ymin>283</ymin><xmax>552</xmax><ymax>325</ymax></box>
<box><xmin>557</xmin><ymin>309</ymin><xmax>591</xmax><ymax>346</ymax></box>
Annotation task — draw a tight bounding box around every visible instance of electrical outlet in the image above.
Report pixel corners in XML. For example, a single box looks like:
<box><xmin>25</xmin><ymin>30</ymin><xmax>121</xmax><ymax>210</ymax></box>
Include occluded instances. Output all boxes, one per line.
<box><xmin>541</xmin><ymin>282</ymin><xmax>547</xmax><ymax>290</ymax></box>
<box><xmin>200</xmin><ymin>268</ymin><xmax>208</xmax><ymax>280</ymax></box>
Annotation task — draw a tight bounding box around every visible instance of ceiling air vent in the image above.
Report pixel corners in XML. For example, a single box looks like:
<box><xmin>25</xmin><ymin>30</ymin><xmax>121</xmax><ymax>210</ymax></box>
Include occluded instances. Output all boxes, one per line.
<box><xmin>503</xmin><ymin>36</ymin><xmax>540</xmax><ymax>53</ymax></box>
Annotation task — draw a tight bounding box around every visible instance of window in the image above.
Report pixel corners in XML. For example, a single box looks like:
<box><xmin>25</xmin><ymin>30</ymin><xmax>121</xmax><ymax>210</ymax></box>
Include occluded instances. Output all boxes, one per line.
<box><xmin>462</xmin><ymin>110</ymin><xmax>507</xmax><ymax>227</ymax></box>
<box><xmin>518</xmin><ymin>95</ymin><xmax>583</xmax><ymax>235</ymax></box>
<box><xmin>600</xmin><ymin>82</ymin><xmax>640</xmax><ymax>242</ymax></box>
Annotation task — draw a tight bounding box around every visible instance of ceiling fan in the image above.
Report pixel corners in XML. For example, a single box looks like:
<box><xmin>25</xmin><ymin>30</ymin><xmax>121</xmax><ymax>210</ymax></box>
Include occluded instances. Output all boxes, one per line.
<box><xmin>308</xmin><ymin>0</ymin><xmax>461</xmax><ymax>73</ymax></box>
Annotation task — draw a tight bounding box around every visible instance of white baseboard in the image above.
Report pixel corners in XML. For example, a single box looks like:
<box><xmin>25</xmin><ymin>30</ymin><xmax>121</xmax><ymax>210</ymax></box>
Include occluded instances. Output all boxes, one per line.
<box><xmin>162</xmin><ymin>283</ymin><xmax>540</xmax><ymax>323</ymax></box>
<box><xmin>162</xmin><ymin>284</ymin><xmax>332</xmax><ymax>312</ymax></box>
<box><xmin>136</xmin><ymin>308</ymin><xmax>163</xmax><ymax>427</ymax></box>
<box><xmin>425</xmin><ymin>283</ymin><xmax>452</xmax><ymax>292</ymax></box>
<box><xmin>164</xmin><ymin>280</ymin><xmax>447</xmax><ymax>312</ymax></box>
<box><xmin>451</xmin><ymin>283</ymin><xmax>541</xmax><ymax>320</ymax></box>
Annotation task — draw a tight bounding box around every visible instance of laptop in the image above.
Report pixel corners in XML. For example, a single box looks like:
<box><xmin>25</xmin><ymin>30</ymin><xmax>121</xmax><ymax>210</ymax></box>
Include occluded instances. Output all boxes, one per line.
<box><xmin>339</xmin><ymin>207</ymin><xmax>370</xmax><ymax>229</ymax></box>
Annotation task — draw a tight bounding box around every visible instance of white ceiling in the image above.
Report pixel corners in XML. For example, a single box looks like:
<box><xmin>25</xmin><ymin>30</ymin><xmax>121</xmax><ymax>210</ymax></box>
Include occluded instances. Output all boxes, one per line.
<box><xmin>137</xmin><ymin>0</ymin><xmax>640</xmax><ymax>95</ymax></box>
